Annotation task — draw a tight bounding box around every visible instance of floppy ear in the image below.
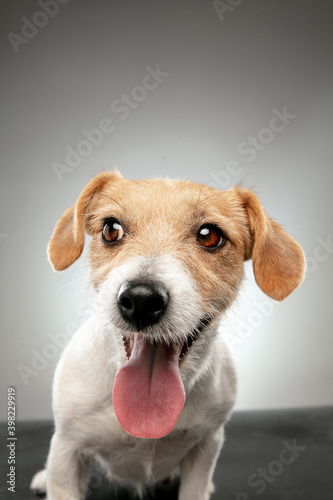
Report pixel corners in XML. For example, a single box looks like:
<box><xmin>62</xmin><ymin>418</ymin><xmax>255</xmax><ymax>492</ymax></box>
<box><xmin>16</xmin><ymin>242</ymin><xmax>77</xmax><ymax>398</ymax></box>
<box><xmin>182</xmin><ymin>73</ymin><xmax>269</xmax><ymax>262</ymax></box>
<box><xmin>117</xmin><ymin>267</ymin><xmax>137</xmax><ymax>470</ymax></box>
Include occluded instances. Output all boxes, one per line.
<box><xmin>236</xmin><ymin>187</ymin><xmax>306</xmax><ymax>301</ymax></box>
<box><xmin>48</xmin><ymin>170</ymin><xmax>123</xmax><ymax>271</ymax></box>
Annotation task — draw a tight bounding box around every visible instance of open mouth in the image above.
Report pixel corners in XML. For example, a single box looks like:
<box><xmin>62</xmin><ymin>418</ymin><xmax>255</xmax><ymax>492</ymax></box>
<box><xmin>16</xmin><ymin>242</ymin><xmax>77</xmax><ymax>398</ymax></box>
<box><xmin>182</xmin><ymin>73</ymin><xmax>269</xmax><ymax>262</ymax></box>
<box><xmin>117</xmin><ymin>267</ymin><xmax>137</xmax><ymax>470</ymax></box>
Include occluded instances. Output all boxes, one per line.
<box><xmin>113</xmin><ymin>316</ymin><xmax>213</xmax><ymax>439</ymax></box>
<box><xmin>121</xmin><ymin>316</ymin><xmax>212</xmax><ymax>363</ymax></box>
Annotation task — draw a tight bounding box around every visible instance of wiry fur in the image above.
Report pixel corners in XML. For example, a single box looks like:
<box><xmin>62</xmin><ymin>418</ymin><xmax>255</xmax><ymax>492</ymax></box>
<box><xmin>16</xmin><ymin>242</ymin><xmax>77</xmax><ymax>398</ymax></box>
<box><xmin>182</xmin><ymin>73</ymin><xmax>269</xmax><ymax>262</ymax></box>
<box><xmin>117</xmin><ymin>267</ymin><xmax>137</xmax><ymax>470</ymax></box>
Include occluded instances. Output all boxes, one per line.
<box><xmin>31</xmin><ymin>171</ymin><xmax>305</xmax><ymax>500</ymax></box>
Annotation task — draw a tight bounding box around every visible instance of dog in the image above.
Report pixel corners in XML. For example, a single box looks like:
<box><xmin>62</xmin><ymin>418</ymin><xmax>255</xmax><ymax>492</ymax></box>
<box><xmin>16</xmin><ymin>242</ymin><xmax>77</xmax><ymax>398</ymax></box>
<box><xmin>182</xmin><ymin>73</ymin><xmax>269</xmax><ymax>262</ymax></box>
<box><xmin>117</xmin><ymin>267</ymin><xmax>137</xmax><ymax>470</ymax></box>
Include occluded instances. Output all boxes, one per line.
<box><xmin>31</xmin><ymin>170</ymin><xmax>305</xmax><ymax>499</ymax></box>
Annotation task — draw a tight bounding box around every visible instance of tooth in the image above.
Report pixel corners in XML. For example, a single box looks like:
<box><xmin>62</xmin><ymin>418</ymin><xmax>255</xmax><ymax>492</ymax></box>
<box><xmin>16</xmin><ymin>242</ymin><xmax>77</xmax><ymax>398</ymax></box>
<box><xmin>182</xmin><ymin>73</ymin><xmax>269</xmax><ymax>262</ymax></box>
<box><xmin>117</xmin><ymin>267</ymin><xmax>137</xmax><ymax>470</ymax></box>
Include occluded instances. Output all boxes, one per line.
<box><xmin>130</xmin><ymin>339</ymin><xmax>134</xmax><ymax>352</ymax></box>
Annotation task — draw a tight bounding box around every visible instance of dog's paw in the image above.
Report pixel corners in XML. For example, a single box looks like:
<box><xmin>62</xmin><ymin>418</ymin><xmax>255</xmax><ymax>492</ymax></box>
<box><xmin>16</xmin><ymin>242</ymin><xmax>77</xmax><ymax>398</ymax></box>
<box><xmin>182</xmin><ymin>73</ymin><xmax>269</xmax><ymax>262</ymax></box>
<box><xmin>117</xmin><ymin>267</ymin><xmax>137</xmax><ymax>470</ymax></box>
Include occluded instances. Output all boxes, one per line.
<box><xmin>30</xmin><ymin>469</ymin><xmax>47</xmax><ymax>497</ymax></box>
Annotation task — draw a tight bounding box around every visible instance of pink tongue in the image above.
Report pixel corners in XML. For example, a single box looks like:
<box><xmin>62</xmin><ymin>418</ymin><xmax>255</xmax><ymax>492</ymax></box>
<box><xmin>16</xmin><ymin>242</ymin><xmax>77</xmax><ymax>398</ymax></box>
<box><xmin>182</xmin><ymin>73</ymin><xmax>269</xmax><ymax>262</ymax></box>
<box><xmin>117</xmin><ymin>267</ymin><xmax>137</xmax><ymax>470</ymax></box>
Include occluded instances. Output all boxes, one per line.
<box><xmin>113</xmin><ymin>333</ymin><xmax>185</xmax><ymax>439</ymax></box>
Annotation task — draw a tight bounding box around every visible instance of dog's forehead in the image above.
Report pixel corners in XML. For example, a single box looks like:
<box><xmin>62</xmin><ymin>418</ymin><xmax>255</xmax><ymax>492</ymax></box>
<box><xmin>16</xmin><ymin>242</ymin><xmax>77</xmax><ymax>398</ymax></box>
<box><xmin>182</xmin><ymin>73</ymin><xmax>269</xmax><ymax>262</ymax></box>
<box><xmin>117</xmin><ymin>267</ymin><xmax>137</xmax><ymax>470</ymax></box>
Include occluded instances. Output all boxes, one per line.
<box><xmin>95</xmin><ymin>177</ymin><xmax>240</xmax><ymax>223</ymax></box>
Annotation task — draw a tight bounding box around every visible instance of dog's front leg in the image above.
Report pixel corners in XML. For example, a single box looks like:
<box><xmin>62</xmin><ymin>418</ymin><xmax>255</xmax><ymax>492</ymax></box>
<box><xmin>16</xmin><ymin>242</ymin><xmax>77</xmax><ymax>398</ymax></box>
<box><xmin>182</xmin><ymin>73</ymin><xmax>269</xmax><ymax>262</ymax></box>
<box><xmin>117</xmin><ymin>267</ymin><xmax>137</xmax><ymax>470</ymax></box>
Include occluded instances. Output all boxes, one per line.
<box><xmin>179</xmin><ymin>425</ymin><xmax>225</xmax><ymax>500</ymax></box>
<box><xmin>46</xmin><ymin>432</ymin><xmax>90</xmax><ymax>500</ymax></box>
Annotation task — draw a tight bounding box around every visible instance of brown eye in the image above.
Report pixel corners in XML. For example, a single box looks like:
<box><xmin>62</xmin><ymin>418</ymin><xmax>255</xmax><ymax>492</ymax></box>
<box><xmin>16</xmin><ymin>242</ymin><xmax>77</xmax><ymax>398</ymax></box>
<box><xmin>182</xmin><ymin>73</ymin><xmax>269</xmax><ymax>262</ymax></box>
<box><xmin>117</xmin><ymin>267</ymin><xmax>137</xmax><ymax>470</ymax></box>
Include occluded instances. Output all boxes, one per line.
<box><xmin>197</xmin><ymin>224</ymin><xmax>226</xmax><ymax>249</ymax></box>
<box><xmin>102</xmin><ymin>219</ymin><xmax>124</xmax><ymax>243</ymax></box>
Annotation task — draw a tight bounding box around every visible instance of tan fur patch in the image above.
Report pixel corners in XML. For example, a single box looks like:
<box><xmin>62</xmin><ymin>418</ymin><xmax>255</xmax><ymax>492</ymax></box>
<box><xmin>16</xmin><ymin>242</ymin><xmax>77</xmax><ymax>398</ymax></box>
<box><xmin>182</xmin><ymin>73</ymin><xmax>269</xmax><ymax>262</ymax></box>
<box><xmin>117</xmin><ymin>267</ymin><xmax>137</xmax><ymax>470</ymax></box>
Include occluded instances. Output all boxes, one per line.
<box><xmin>48</xmin><ymin>171</ymin><xmax>305</xmax><ymax>307</ymax></box>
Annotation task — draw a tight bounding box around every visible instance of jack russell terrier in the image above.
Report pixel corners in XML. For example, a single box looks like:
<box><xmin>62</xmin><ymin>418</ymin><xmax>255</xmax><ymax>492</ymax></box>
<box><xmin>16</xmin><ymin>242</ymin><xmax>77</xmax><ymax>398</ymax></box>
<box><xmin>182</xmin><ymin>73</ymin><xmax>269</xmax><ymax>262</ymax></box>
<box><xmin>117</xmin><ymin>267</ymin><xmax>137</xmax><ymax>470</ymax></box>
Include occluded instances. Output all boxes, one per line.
<box><xmin>31</xmin><ymin>170</ymin><xmax>305</xmax><ymax>499</ymax></box>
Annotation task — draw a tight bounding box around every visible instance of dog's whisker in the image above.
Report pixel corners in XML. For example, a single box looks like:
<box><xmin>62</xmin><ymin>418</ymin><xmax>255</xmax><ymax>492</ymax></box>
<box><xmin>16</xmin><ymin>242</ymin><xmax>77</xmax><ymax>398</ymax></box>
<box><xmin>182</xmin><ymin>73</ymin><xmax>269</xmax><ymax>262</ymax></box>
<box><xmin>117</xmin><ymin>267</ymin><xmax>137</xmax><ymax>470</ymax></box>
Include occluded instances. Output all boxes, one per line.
<box><xmin>91</xmin><ymin>191</ymin><xmax>126</xmax><ymax>210</ymax></box>
<box><xmin>196</xmin><ymin>191</ymin><xmax>223</xmax><ymax>207</ymax></box>
<box><xmin>59</xmin><ymin>277</ymin><xmax>86</xmax><ymax>289</ymax></box>
<box><xmin>199</xmin><ymin>295</ymin><xmax>262</xmax><ymax>303</ymax></box>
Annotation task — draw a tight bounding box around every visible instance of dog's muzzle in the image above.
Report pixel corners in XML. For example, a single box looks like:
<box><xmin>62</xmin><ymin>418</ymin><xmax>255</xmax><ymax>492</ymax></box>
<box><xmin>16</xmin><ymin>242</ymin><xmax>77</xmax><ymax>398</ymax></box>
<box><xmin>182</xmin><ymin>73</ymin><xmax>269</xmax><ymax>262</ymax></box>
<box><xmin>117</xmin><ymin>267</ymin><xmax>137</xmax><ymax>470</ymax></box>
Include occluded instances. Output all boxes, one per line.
<box><xmin>112</xmin><ymin>275</ymin><xmax>213</xmax><ymax>439</ymax></box>
<box><xmin>117</xmin><ymin>279</ymin><xmax>169</xmax><ymax>331</ymax></box>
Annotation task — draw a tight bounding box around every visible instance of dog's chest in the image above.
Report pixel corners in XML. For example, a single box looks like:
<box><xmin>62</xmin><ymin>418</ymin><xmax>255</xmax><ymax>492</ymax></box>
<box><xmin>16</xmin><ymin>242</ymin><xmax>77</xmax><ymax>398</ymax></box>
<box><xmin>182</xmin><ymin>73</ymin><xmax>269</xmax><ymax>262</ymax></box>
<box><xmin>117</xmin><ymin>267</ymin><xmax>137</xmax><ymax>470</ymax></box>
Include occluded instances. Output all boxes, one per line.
<box><xmin>96</xmin><ymin>428</ymin><xmax>199</xmax><ymax>483</ymax></box>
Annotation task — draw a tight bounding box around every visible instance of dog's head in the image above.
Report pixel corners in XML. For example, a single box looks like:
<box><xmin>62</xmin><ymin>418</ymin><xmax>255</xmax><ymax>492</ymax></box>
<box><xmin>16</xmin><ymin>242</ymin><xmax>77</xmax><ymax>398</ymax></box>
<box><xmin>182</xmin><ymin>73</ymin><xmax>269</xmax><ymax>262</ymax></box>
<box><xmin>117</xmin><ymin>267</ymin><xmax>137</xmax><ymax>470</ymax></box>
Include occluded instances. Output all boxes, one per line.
<box><xmin>48</xmin><ymin>170</ymin><xmax>305</xmax><ymax>438</ymax></box>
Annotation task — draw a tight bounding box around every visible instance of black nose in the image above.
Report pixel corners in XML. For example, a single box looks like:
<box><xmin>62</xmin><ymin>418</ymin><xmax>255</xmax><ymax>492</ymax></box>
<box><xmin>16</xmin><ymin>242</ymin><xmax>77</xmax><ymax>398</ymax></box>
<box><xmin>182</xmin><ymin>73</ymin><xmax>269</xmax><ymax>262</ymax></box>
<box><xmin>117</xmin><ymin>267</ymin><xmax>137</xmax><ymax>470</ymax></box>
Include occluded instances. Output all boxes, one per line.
<box><xmin>117</xmin><ymin>280</ymin><xmax>169</xmax><ymax>330</ymax></box>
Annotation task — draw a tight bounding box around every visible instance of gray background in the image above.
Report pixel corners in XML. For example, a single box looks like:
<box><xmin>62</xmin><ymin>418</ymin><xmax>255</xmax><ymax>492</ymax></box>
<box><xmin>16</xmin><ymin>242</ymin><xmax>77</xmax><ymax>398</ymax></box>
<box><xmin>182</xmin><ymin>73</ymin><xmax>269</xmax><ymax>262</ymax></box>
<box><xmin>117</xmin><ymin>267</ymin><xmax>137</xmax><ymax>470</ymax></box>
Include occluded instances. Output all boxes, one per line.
<box><xmin>1</xmin><ymin>0</ymin><xmax>332</xmax><ymax>422</ymax></box>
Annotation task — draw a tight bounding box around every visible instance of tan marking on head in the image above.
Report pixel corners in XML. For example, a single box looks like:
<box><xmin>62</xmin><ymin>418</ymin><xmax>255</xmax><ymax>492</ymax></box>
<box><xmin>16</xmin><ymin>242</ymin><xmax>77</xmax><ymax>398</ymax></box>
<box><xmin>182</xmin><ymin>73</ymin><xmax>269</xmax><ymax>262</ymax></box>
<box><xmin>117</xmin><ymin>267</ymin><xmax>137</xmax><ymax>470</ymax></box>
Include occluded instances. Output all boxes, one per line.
<box><xmin>48</xmin><ymin>172</ymin><xmax>305</xmax><ymax>313</ymax></box>
<box><xmin>86</xmin><ymin>178</ymin><xmax>250</xmax><ymax>314</ymax></box>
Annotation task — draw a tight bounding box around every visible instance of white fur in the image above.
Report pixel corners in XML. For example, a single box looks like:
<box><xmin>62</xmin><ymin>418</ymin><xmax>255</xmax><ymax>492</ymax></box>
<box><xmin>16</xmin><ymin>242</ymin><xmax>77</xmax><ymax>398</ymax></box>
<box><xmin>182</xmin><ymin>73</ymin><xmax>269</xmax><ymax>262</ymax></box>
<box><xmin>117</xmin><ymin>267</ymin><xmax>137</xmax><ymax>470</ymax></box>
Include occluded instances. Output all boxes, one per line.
<box><xmin>31</xmin><ymin>255</ymin><xmax>237</xmax><ymax>500</ymax></box>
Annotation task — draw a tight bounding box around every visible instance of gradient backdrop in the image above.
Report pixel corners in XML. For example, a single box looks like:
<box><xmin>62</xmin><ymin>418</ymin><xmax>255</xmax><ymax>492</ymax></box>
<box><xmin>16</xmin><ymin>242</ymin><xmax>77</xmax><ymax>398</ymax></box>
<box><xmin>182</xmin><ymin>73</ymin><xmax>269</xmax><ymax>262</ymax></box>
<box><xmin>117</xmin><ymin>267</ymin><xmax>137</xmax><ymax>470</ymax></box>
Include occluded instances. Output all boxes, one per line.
<box><xmin>1</xmin><ymin>0</ymin><xmax>332</xmax><ymax>421</ymax></box>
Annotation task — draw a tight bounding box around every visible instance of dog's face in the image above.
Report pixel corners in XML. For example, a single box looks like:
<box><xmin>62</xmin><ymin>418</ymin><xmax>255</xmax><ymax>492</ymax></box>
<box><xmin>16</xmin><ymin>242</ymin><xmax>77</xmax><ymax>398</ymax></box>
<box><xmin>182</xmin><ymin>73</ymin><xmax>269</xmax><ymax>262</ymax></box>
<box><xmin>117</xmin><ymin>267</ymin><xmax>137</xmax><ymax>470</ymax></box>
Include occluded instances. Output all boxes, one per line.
<box><xmin>48</xmin><ymin>171</ymin><xmax>305</xmax><ymax>439</ymax></box>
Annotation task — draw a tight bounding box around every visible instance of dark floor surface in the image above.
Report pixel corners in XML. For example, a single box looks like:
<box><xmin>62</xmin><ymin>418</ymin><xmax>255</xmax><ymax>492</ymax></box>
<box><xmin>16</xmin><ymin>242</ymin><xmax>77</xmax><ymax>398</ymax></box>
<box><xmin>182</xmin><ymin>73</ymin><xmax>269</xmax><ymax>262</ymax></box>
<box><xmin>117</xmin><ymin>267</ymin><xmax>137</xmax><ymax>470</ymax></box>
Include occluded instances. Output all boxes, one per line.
<box><xmin>1</xmin><ymin>407</ymin><xmax>332</xmax><ymax>499</ymax></box>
